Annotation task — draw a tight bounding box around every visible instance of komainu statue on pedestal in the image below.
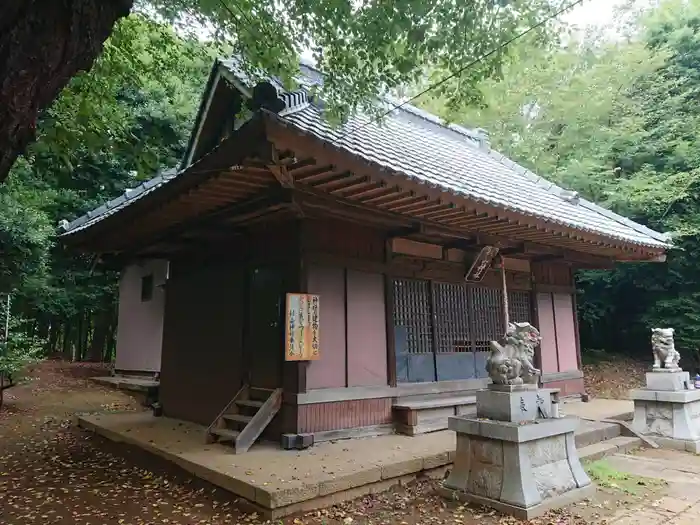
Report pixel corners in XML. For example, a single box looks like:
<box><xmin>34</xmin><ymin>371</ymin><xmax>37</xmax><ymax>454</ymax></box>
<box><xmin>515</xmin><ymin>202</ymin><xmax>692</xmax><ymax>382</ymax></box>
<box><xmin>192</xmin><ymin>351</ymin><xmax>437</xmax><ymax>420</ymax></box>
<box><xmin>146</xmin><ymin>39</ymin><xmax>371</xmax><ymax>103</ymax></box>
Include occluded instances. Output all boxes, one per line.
<box><xmin>486</xmin><ymin>322</ymin><xmax>542</xmax><ymax>385</ymax></box>
<box><xmin>651</xmin><ymin>327</ymin><xmax>681</xmax><ymax>370</ymax></box>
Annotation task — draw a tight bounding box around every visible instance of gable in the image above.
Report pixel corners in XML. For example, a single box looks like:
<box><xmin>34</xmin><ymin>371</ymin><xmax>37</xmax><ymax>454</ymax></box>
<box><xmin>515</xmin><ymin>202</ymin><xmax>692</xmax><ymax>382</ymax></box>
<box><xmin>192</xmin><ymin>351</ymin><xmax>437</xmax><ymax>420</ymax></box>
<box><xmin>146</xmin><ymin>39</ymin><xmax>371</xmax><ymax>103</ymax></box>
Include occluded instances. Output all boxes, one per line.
<box><xmin>182</xmin><ymin>65</ymin><xmax>248</xmax><ymax>169</ymax></box>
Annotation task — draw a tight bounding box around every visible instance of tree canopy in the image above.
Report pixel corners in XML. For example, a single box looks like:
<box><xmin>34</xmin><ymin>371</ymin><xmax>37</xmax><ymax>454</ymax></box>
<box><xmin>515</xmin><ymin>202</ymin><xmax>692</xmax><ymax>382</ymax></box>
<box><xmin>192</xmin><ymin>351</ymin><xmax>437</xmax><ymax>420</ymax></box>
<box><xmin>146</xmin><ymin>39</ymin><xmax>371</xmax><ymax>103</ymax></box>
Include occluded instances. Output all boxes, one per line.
<box><xmin>1</xmin><ymin>0</ymin><xmax>565</xmax><ymax>183</ymax></box>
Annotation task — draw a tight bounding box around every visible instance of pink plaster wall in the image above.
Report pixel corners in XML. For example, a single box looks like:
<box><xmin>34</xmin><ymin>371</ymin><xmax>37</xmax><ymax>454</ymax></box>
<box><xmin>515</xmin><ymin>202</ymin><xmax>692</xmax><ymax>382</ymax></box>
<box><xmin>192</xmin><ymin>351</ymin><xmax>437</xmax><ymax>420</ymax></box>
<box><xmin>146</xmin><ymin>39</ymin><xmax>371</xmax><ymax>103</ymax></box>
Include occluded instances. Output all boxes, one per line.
<box><xmin>306</xmin><ymin>265</ymin><xmax>347</xmax><ymax>389</ymax></box>
<box><xmin>537</xmin><ymin>293</ymin><xmax>559</xmax><ymax>373</ymax></box>
<box><xmin>346</xmin><ymin>270</ymin><xmax>387</xmax><ymax>387</ymax></box>
<box><xmin>115</xmin><ymin>260</ymin><xmax>168</xmax><ymax>373</ymax></box>
<box><xmin>553</xmin><ymin>293</ymin><xmax>579</xmax><ymax>371</ymax></box>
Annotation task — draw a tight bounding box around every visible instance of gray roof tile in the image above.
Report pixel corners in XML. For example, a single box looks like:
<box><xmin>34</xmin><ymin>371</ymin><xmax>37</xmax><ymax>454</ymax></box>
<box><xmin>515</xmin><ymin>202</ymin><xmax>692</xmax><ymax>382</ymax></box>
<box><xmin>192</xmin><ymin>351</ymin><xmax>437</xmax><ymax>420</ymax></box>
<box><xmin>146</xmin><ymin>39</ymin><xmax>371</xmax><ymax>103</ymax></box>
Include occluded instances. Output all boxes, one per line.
<box><xmin>60</xmin><ymin>59</ymin><xmax>671</xmax><ymax>251</ymax></box>
<box><xmin>273</xmin><ymin>99</ymin><xmax>670</xmax><ymax>249</ymax></box>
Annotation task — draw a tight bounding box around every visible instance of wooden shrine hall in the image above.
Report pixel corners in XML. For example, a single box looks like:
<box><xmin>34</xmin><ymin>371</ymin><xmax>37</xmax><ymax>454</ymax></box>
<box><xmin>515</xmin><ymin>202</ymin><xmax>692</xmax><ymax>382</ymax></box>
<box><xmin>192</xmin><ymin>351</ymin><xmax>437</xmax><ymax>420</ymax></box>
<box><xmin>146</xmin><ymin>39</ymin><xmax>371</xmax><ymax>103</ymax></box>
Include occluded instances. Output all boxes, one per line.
<box><xmin>59</xmin><ymin>58</ymin><xmax>671</xmax><ymax>452</ymax></box>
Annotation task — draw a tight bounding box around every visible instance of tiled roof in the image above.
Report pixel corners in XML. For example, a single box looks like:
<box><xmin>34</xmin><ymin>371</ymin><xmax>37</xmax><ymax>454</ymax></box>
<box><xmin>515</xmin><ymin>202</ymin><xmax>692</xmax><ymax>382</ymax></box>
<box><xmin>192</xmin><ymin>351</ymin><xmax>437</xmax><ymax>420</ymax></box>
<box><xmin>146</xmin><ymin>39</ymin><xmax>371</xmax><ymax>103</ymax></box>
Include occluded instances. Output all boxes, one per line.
<box><xmin>60</xmin><ymin>58</ymin><xmax>671</xmax><ymax>251</ymax></box>
<box><xmin>59</xmin><ymin>170</ymin><xmax>178</xmax><ymax>235</ymax></box>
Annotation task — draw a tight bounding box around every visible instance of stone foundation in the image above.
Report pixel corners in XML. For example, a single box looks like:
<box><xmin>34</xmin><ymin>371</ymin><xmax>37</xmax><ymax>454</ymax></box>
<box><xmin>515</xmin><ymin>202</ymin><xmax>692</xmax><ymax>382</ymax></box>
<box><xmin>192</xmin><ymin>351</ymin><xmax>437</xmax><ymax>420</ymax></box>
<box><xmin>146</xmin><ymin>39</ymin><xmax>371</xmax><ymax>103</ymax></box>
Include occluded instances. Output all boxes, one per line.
<box><xmin>631</xmin><ymin>387</ymin><xmax>700</xmax><ymax>453</ymax></box>
<box><xmin>442</xmin><ymin>380</ymin><xmax>593</xmax><ymax>520</ymax></box>
<box><xmin>442</xmin><ymin>416</ymin><xmax>593</xmax><ymax>519</ymax></box>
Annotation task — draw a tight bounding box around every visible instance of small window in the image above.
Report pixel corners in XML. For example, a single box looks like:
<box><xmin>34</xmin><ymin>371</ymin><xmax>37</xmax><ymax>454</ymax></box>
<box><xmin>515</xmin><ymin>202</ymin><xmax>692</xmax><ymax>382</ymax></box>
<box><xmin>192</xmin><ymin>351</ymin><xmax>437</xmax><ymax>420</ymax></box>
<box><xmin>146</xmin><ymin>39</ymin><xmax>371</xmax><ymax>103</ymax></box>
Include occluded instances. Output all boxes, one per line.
<box><xmin>141</xmin><ymin>274</ymin><xmax>154</xmax><ymax>302</ymax></box>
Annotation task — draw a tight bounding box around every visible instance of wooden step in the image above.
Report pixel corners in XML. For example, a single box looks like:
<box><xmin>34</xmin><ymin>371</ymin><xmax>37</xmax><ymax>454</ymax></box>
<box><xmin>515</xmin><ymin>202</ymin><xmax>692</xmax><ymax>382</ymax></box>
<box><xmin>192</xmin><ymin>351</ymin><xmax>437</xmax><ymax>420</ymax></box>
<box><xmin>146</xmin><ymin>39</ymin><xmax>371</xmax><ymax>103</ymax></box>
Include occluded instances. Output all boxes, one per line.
<box><xmin>393</xmin><ymin>394</ymin><xmax>477</xmax><ymax>436</ymax></box>
<box><xmin>394</xmin><ymin>395</ymin><xmax>476</xmax><ymax>410</ymax></box>
<box><xmin>223</xmin><ymin>414</ymin><xmax>253</xmax><ymax>425</ymax></box>
<box><xmin>206</xmin><ymin>386</ymin><xmax>283</xmax><ymax>454</ymax></box>
<box><xmin>235</xmin><ymin>399</ymin><xmax>263</xmax><ymax>409</ymax></box>
<box><xmin>211</xmin><ymin>427</ymin><xmax>240</xmax><ymax>442</ymax></box>
<box><xmin>249</xmin><ymin>387</ymin><xmax>275</xmax><ymax>401</ymax></box>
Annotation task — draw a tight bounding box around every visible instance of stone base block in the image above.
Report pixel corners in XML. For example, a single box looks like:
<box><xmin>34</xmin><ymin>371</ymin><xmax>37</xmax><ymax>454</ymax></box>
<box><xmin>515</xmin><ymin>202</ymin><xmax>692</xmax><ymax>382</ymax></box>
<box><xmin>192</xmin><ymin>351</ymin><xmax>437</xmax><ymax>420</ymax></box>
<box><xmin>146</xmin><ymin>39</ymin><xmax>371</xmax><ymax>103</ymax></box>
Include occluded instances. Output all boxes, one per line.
<box><xmin>443</xmin><ymin>416</ymin><xmax>592</xmax><ymax>518</ymax></box>
<box><xmin>653</xmin><ymin>436</ymin><xmax>700</xmax><ymax>454</ymax></box>
<box><xmin>438</xmin><ymin>483</ymin><xmax>596</xmax><ymax>520</ymax></box>
<box><xmin>476</xmin><ymin>388</ymin><xmax>553</xmax><ymax>422</ymax></box>
<box><xmin>645</xmin><ymin>371</ymin><xmax>691</xmax><ymax>391</ymax></box>
<box><xmin>631</xmin><ymin>389</ymin><xmax>700</xmax><ymax>445</ymax></box>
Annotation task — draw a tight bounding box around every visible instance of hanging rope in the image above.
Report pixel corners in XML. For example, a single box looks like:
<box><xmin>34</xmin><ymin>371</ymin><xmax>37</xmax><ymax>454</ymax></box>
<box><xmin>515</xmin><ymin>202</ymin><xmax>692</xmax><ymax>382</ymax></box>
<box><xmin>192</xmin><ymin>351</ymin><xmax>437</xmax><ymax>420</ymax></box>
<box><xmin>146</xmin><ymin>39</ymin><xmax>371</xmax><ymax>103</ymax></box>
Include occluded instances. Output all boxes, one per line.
<box><xmin>500</xmin><ymin>254</ymin><xmax>509</xmax><ymax>334</ymax></box>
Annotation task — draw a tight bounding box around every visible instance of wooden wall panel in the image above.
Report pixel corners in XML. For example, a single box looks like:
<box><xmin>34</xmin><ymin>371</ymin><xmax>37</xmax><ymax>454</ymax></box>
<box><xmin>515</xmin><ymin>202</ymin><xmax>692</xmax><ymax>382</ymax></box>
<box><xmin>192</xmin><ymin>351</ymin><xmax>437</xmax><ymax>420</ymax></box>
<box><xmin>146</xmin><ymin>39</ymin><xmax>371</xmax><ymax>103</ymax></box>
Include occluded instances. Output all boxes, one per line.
<box><xmin>297</xmin><ymin>398</ymin><xmax>393</xmax><ymax>433</ymax></box>
<box><xmin>159</xmin><ymin>255</ymin><xmax>245</xmax><ymax>426</ymax></box>
<box><xmin>553</xmin><ymin>293</ymin><xmax>579</xmax><ymax>372</ymax></box>
<box><xmin>302</xmin><ymin>219</ymin><xmax>385</xmax><ymax>262</ymax></box>
<box><xmin>532</xmin><ymin>261</ymin><xmax>573</xmax><ymax>287</ymax></box>
<box><xmin>542</xmin><ymin>377</ymin><xmax>584</xmax><ymax>397</ymax></box>
<box><xmin>346</xmin><ymin>270</ymin><xmax>387</xmax><ymax>387</ymax></box>
<box><xmin>537</xmin><ymin>292</ymin><xmax>559</xmax><ymax>373</ymax></box>
<box><xmin>115</xmin><ymin>260</ymin><xmax>168</xmax><ymax>374</ymax></box>
<box><xmin>306</xmin><ymin>265</ymin><xmax>346</xmax><ymax>389</ymax></box>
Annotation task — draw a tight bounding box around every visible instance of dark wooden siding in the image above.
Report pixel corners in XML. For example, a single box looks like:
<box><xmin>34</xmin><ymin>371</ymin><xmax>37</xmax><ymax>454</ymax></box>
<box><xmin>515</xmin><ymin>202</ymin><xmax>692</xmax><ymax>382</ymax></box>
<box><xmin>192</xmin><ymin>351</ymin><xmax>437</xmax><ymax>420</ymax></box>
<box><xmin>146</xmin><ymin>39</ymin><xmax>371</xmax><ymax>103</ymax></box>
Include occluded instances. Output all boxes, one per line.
<box><xmin>532</xmin><ymin>261</ymin><xmax>573</xmax><ymax>287</ymax></box>
<box><xmin>302</xmin><ymin>219</ymin><xmax>386</xmax><ymax>262</ymax></box>
<box><xmin>159</xmin><ymin>255</ymin><xmax>246</xmax><ymax>426</ymax></box>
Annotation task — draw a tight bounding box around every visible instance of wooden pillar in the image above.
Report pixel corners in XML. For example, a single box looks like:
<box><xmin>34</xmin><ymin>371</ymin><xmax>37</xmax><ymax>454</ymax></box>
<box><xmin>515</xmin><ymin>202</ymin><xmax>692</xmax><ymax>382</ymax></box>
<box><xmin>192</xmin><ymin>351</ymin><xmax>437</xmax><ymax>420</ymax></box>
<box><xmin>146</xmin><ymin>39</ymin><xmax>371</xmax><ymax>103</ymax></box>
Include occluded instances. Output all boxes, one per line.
<box><xmin>530</xmin><ymin>265</ymin><xmax>543</xmax><ymax>373</ymax></box>
<box><xmin>569</xmin><ymin>266</ymin><xmax>583</xmax><ymax>371</ymax></box>
<box><xmin>384</xmin><ymin>237</ymin><xmax>397</xmax><ymax>387</ymax></box>
<box><xmin>280</xmin><ymin>220</ymin><xmax>306</xmax><ymax>435</ymax></box>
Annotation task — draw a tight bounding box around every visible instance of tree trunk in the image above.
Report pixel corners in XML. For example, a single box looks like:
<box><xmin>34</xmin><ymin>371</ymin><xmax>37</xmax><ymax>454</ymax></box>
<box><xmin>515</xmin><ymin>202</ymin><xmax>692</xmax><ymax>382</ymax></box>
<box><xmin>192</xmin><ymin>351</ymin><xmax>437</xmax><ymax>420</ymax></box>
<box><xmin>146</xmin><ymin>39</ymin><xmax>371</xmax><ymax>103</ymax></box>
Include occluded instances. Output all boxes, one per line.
<box><xmin>0</xmin><ymin>0</ymin><xmax>133</xmax><ymax>182</ymax></box>
<box><xmin>88</xmin><ymin>307</ymin><xmax>110</xmax><ymax>362</ymax></box>
<box><xmin>47</xmin><ymin>317</ymin><xmax>61</xmax><ymax>356</ymax></box>
<box><xmin>62</xmin><ymin>319</ymin><xmax>73</xmax><ymax>361</ymax></box>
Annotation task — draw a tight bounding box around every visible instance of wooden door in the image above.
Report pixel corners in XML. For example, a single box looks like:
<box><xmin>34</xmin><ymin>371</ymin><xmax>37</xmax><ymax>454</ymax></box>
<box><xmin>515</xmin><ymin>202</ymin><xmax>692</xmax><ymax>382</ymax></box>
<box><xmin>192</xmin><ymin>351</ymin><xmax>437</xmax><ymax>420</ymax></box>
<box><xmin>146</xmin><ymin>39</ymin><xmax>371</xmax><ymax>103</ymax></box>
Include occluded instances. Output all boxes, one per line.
<box><xmin>245</xmin><ymin>266</ymin><xmax>285</xmax><ymax>389</ymax></box>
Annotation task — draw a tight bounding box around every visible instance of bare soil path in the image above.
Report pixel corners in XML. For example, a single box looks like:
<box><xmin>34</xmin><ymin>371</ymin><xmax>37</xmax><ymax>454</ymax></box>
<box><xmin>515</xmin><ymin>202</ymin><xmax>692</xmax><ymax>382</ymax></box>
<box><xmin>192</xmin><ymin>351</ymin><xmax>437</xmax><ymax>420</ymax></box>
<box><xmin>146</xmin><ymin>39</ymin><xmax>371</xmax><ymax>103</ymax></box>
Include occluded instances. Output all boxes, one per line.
<box><xmin>0</xmin><ymin>360</ymin><xmax>674</xmax><ymax>525</ymax></box>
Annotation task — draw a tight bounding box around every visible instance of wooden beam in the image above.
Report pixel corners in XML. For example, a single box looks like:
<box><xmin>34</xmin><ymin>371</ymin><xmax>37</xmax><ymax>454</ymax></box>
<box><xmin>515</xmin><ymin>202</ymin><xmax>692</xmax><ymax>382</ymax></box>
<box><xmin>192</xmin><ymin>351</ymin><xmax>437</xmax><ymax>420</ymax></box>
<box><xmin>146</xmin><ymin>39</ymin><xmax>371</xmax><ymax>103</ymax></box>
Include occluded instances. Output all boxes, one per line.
<box><xmin>267</xmin><ymin>145</ymin><xmax>295</xmax><ymax>188</ymax></box>
<box><xmin>118</xmin><ymin>188</ymin><xmax>293</xmax><ymax>255</ymax></box>
<box><xmin>500</xmin><ymin>243</ymin><xmax>526</xmax><ymax>256</ymax></box>
<box><xmin>386</xmin><ymin>225</ymin><xmax>421</xmax><ymax>239</ymax></box>
<box><xmin>65</xmin><ymin>115</ymin><xmax>268</xmax><ymax>247</ymax></box>
<box><xmin>292</xmin><ymin>186</ymin><xmax>614</xmax><ymax>267</ymax></box>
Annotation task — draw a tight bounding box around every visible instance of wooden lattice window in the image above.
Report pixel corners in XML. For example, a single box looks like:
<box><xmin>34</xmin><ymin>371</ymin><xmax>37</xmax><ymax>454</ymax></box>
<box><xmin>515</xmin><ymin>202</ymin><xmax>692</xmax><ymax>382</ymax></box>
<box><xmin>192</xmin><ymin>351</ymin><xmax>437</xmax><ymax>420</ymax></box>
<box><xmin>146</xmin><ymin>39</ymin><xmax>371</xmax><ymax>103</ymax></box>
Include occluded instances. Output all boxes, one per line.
<box><xmin>393</xmin><ymin>279</ymin><xmax>532</xmax><ymax>354</ymax></box>
<box><xmin>432</xmin><ymin>282</ymin><xmax>471</xmax><ymax>353</ymax></box>
<box><xmin>508</xmin><ymin>290</ymin><xmax>531</xmax><ymax>324</ymax></box>
<box><xmin>470</xmin><ymin>286</ymin><xmax>503</xmax><ymax>352</ymax></box>
<box><xmin>393</xmin><ymin>278</ymin><xmax>433</xmax><ymax>354</ymax></box>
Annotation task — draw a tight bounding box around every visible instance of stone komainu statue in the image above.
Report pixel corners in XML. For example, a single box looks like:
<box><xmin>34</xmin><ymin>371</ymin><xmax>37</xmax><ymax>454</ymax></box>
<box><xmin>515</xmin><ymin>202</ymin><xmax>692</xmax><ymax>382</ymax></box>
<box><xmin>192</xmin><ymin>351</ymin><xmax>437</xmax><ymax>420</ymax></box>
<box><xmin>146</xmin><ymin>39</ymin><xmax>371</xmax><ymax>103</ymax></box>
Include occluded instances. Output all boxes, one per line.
<box><xmin>651</xmin><ymin>327</ymin><xmax>680</xmax><ymax>370</ymax></box>
<box><xmin>486</xmin><ymin>322</ymin><xmax>542</xmax><ymax>385</ymax></box>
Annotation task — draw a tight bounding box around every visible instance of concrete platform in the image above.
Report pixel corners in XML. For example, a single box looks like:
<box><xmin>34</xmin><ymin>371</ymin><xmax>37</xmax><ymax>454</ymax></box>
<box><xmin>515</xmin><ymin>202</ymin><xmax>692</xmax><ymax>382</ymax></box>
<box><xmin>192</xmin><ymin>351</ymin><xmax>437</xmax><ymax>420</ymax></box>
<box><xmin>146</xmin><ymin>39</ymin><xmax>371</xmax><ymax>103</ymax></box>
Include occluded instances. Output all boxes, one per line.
<box><xmin>91</xmin><ymin>376</ymin><xmax>159</xmax><ymax>406</ymax></box>
<box><xmin>91</xmin><ymin>376</ymin><xmax>159</xmax><ymax>391</ymax></box>
<box><xmin>560</xmin><ymin>397</ymin><xmax>634</xmax><ymax>421</ymax></box>
<box><xmin>77</xmin><ymin>405</ymin><xmax>642</xmax><ymax>518</ymax></box>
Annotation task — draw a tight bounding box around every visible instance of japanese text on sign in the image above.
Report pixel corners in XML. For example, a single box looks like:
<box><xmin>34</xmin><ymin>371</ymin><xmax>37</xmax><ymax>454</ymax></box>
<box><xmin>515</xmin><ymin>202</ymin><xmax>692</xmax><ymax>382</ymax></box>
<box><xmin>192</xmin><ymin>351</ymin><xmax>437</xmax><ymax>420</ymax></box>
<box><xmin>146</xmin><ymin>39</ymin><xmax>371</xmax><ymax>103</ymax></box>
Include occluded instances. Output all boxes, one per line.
<box><xmin>285</xmin><ymin>293</ymin><xmax>321</xmax><ymax>361</ymax></box>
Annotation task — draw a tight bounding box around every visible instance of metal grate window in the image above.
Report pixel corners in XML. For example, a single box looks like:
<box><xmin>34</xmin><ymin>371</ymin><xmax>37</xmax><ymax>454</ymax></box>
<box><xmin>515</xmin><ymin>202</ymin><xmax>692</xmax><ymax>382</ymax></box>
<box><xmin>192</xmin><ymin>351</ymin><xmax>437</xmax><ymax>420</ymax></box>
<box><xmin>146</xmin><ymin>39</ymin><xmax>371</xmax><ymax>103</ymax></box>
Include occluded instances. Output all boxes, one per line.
<box><xmin>393</xmin><ymin>278</ymin><xmax>433</xmax><ymax>354</ymax></box>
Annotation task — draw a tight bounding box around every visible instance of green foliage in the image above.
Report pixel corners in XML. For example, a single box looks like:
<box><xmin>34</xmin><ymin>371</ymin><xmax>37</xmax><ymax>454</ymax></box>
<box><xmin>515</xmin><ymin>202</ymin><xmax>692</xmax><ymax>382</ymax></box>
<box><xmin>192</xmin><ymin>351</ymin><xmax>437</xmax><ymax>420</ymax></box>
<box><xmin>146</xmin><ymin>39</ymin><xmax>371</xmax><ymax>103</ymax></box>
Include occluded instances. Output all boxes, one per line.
<box><xmin>144</xmin><ymin>0</ymin><xmax>563</xmax><ymax>122</ymax></box>
<box><xmin>418</xmin><ymin>0</ymin><xmax>700</xmax><ymax>365</ymax></box>
<box><xmin>0</xmin><ymin>304</ymin><xmax>45</xmax><ymax>400</ymax></box>
<box><xmin>1</xmin><ymin>13</ymin><xmax>218</xmax><ymax>358</ymax></box>
<box><xmin>0</xmin><ymin>327</ymin><xmax>44</xmax><ymax>383</ymax></box>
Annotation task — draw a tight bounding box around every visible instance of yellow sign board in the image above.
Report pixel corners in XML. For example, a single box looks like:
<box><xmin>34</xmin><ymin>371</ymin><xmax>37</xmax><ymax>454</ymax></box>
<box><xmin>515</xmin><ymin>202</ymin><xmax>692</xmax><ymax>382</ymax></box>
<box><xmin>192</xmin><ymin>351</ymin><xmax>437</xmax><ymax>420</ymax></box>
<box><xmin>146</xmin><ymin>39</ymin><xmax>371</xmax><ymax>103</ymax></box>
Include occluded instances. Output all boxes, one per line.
<box><xmin>285</xmin><ymin>293</ymin><xmax>320</xmax><ymax>361</ymax></box>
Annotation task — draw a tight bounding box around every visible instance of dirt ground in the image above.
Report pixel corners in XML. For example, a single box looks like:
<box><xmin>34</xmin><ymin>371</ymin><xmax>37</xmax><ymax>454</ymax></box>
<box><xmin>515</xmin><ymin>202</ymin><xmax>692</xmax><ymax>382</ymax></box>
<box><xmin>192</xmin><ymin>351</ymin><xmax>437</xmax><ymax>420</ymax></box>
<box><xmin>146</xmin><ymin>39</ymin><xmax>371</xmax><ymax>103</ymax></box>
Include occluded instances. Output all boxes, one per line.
<box><xmin>583</xmin><ymin>356</ymin><xmax>646</xmax><ymax>399</ymax></box>
<box><xmin>0</xmin><ymin>360</ymin><xmax>665</xmax><ymax>525</ymax></box>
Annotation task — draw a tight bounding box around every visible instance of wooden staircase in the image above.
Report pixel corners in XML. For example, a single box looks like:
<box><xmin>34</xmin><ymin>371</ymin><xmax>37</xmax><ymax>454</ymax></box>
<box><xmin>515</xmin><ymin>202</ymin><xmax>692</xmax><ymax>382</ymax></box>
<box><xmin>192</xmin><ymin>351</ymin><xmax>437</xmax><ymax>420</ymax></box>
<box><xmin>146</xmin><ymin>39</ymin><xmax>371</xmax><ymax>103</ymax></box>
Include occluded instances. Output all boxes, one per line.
<box><xmin>206</xmin><ymin>385</ymin><xmax>282</xmax><ymax>453</ymax></box>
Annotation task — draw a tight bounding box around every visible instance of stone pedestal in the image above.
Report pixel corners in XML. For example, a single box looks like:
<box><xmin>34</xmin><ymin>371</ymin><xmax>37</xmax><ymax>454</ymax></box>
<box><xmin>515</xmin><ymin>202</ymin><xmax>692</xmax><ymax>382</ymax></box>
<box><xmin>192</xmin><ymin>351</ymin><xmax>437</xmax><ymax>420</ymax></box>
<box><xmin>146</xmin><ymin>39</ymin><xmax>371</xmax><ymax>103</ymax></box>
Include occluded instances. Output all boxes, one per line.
<box><xmin>440</xmin><ymin>385</ymin><xmax>593</xmax><ymax>520</ymax></box>
<box><xmin>631</xmin><ymin>371</ymin><xmax>700</xmax><ymax>453</ymax></box>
